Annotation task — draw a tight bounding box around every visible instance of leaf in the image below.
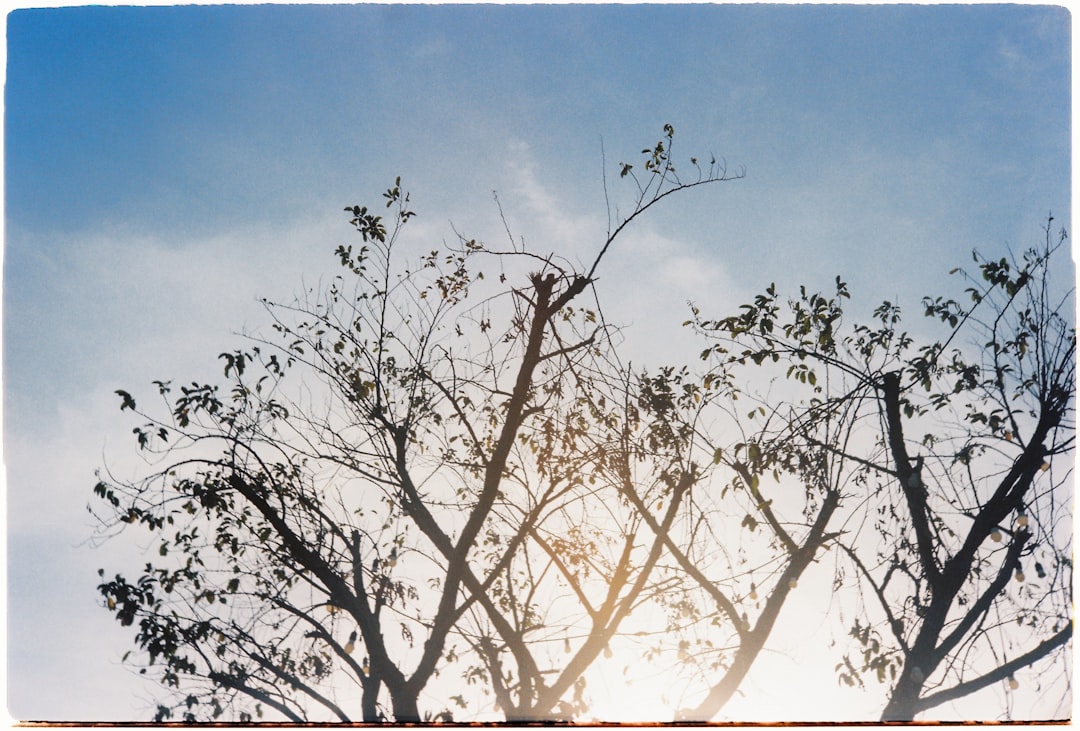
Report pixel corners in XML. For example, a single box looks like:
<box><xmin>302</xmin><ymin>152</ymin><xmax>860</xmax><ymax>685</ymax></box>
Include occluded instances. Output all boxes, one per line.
<box><xmin>115</xmin><ymin>390</ymin><xmax>137</xmax><ymax>411</ymax></box>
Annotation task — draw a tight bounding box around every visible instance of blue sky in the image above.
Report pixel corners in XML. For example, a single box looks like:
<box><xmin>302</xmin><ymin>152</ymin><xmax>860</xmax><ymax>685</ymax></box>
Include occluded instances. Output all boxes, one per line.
<box><xmin>3</xmin><ymin>2</ymin><xmax>1071</xmax><ymax>721</ymax></box>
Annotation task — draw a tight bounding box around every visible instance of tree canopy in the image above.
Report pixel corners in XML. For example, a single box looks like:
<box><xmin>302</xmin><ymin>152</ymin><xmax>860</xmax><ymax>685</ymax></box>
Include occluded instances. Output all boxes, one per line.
<box><xmin>92</xmin><ymin>129</ymin><xmax>1072</xmax><ymax>723</ymax></box>
<box><xmin>689</xmin><ymin>220</ymin><xmax>1073</xmax><ymax>720</ymax></box>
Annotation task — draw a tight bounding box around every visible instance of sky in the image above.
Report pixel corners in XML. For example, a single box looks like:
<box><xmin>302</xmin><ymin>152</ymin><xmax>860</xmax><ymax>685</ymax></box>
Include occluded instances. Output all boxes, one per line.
<box><xmin>2</xmin><ymin>1</ymin><xmax>1072</xmax><ymax>723</ymax></box>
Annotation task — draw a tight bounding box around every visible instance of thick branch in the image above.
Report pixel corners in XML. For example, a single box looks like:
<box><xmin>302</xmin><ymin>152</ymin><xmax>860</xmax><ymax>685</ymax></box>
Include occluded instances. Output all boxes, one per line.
<box><xmin>880</xmin><ymin>371</ymin><xmax>940</xmax><ymax>584</ymax></box>
<box><xmin>934</xmin><ymin>529</ymin><xmax>1029</xmax><ymax>665</ymax></box>
<box><xmin>682</xmin><ymin>486</ymin><xmax>840</xmax><ymax>720</ymax></box>
<box><xmin>915</xmin><ymin>625</ymin><xmax>1072</xmax><ymax>716</ymax></box>
<box><xmin>458</xmin><ymin>273</ymin><xmax>588</xmax><ymax>557</ymax></box>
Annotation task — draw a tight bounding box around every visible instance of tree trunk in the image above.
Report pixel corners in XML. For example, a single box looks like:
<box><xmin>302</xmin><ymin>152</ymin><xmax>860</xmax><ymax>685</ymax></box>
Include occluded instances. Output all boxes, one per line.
<box><xmin>880</xmin><ymin>670</ymin><xmax>924</xmax><ymax>721</ymax></box>
<box><xmin>361</xmin><ymin>678</ymin><xmax>381</xmax><ymax>723</ymax></box>
<box><xmin>390</xmin><ymin>691</ymin><xmax>420</xmax><ymax>723</ymax></box>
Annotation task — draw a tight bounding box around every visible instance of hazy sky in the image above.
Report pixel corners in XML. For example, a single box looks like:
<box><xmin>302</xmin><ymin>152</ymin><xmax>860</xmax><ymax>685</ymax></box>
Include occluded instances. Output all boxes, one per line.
<box><xmin>3</xmin><ymin>2</ymin><xmax>1071</xmax><ymax>721</ymax></box>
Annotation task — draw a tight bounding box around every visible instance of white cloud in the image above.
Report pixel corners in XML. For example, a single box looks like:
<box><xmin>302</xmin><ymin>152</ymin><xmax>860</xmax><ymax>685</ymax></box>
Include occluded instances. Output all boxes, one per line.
<box><xmin>500</xmin><ymin>138</ymin><xmax>603</xmax><ymax>266</ymax></box>
<box><xmin>4</xmin><ymin>212</ymin><xmax>364</xmax><ymax>720</ymax></box>
<box><xmin>6</xmin><ymin>387</ymin><xmax>167</xmax><ymax>720</ymax></box>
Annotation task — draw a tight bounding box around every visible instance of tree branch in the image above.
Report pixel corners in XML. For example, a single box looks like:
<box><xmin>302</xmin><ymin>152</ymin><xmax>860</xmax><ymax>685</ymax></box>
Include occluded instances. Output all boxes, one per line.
<box><xmin>208</xmin><ymin>671</ymin><xmax>305</xmax><ymax>723</ymax></box>
<box><xmin>730</xmin><ymin>461</ymin><xmax>797</xmax><ymax>554</ymax></box>
<box><xmin>880</xmin><ymin>371</ymin><xmax>940</xmax><ymax>585</ymax></box>
<box><xmin>915</xmin><ymin>624</ymin><xmax>1072</xmax><ymax>716</ymax></box>
<box><xmin>934</xmin><ymin>529</ymin><xmax>1029</xmax><ymax>665</ymax></box>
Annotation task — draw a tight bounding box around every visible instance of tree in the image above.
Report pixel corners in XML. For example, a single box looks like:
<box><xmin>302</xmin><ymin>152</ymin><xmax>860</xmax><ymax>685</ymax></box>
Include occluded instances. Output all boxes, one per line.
<box><xmin>691</xmin><ymin>217</ymin><xmax>1073</xmax><ymax>720</ymax></box>
<box><xmin>91</xmin><ymin>128</ymin><xmax>746</xmax><ymax>722</ymax></box>
<box><xmin>93</xmin><ymin>126</ymin><xmax>1069</xmax><ymax>723</ymax></box>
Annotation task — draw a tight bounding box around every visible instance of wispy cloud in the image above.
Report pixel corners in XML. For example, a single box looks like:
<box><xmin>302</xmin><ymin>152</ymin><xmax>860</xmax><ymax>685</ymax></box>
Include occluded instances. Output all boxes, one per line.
<box><xmin>497</xmin><ymin>137</ymin><xmax>745</xmax><ymax>364</ymax></box>
<box><xmin>501</xmin><ymin>139</ymin><xmax>602</xmax><ymax>265</ymax></box>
